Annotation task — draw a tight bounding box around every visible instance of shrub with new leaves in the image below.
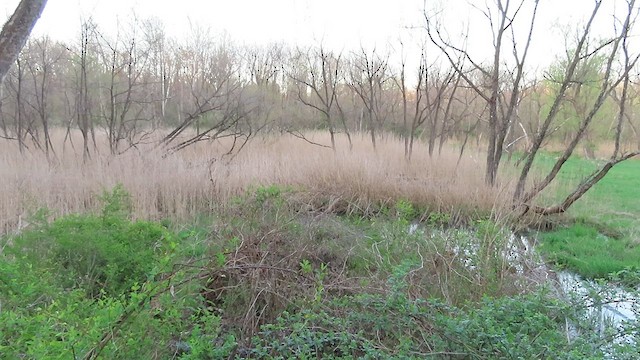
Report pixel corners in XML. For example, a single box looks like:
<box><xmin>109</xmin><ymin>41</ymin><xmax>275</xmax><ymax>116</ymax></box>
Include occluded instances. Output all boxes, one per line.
<box><xmin>7</xmin><ymin>184</ymin><xmax>169</xmax><ymax>297</ymax></box>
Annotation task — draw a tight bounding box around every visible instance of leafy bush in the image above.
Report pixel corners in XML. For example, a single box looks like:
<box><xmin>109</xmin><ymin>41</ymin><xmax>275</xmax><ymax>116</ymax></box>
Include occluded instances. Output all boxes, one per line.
<box><xmin>248</xmin><ymin>264</ymin><xmax>596</xmax><ymax>359</ymax></box>
<box><xmin>0</xmin><ymin>186</ymin><xmax>234</xmax><ymax>359</ymax></box>
<box><xmin>6</xmin><ymin>186</ymin><xmax>170</xmax><ymax>297</ymax></box>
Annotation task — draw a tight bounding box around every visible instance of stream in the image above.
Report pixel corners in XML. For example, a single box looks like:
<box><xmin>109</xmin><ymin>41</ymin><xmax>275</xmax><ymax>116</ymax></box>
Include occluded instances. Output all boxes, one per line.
<box><xmin>512</xmin><ymin>233</ymin><xmax>640</xmax><ymax>355</ymax></box>
<box><xmin>557</xmin><ymin>271</ymin><xmax>639</xmax><ymax>351</ymax></box>
<box><xmin>420</xmin><ymin>225</ymin><xmax>640</xmax><ymax>355</ymax></box>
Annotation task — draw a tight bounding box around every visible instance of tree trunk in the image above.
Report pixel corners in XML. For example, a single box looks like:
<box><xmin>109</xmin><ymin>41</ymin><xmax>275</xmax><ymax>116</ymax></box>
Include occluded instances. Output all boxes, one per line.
<box><xmin>0</xmin><ymin>0</ymin><xmax>48</xmax><ymax>83</ymax></box>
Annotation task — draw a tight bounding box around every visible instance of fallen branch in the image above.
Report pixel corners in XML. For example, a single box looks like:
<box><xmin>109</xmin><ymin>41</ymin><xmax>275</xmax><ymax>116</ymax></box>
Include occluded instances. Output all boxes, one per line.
<box><xmin>285</xmin><ymin>129</ymin><xmax>332</xmax><ymax>149</ymax></box>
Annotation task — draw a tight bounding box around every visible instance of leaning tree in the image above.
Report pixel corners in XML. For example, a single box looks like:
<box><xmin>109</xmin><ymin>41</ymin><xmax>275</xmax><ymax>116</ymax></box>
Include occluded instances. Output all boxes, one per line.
<box><xmin>0</xmin><ymin>0</ymin><xmax>47</xmax><ymax>84</ymax></box>
<box><xmin>425</xmin><ymin>0</ymin><xmax>640</xmax><ymax>217</ymax></box>
<box><xmin>0</xmin><ymin>0</ymin><xmax>47</xmax><ymax>147</ymax></box>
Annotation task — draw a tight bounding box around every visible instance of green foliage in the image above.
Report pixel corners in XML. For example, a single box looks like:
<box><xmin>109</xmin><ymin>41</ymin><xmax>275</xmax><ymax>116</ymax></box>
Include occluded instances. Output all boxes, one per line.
<box><xmin>340</xmin><ymin>209</ymin><xmax>524</xmax><ymax>304</ymax></box>
<box><xmin>541</xmin><ymin>52</ymin><xmax>616</xmax><ymax>142</ymax></box>
<box><xmin>179</xmin><ymin>311</ymin><xmax>237</xmax><ymax>359</ymax></box>
<box><xmin>437</xmin><ymin>293</ymin><xmax>601</xmax><ymax>360</ymax></box>
<box><xmin>354</xmin><ymin>211</ymin><xmax>423</xmax><ymax>273</ymax></box>
<box><xmin>254</xmin><ymin>184</ymin><xmax>283</xmax><ymax>206</ymax></box>
<box><xmin>7</xmin><ymin>198</ymin><xmax>169</xmax><ymax>297</ymax></box>
<box><xmin>427</xmin><ymin>211</ymin><xmax>451</xmax><ymax>227</ymax></box>
<box><xmin>3</xmin><ymin>183</ymin><xmax>638</xmax><ymax>358</ymax></box>
<box><xmin>100</xmin><ymin>183</ymin><xmax>133</xmax><ymax>224</ymax></box>
<box><xmin>299</xmin><ymin>258</ymin><xmax>313</xmax><ymax>275</ymax></box>
<box><xmin>610</xmin><ymin>266</ymin><xmax>640</xmax><ymax>289</ymax></box>
<box><xmin>0</xmin><ymin>278</ymin><xmax>233</xmax><ymax>359</ymax></box>
<box><xmin>0</xmin><ymin>186</ymin><xmax>234</xmax><ymax>359</ymax></box>
<box><xmin>475</xmin><ymin>218</ymin><xmax>507</xmax><ymax>240</ymax></box>
<box><xmin>249</xmin><ymin>266</ymin><xmax>595</xmax><ymax>359</ymax></box>
<box><xmin>394</xmin><ymin>199</ymin><xmax>417</xmax><ymax>223</ymax></box>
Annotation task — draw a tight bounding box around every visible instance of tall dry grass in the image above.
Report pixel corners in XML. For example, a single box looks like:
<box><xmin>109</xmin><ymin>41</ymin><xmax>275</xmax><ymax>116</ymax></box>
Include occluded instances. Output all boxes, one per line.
<box><xmin>0</xmin><ymin>129</ymin><xmax>516</xmax><ymax>234</ymax></box>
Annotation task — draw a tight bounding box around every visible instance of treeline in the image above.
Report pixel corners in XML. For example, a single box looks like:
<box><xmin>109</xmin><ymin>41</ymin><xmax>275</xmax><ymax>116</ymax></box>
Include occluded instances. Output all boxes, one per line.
<box><xmin>2</xmin><ymin>14</ymin><xmax>638</xmax><ymax>161</ymax></box>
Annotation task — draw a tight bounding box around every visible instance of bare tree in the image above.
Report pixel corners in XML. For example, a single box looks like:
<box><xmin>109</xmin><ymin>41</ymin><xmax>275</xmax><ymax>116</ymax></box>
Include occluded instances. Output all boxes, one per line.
<box><xmin>141</xmin><ymin>18</ymin><xmax>176</xmax><ymax>128</ymax></box>
<box><xmin>348</xmin><ymin>47</ymin><xmax>392</xmax><ymax>150</ymax></box>
<box><xmin>0</xmin><ymin>0</ymin><xmax>47</xmax><ymax>152</ymax></box>
<box><xmin>349</xmin><ymin>48</ymin><xmax>393</xmax><ymax>149</ymax></box>
<box><xmin>243</xmin><ymin>43</ymin><xmax>288</xmax><ymax>133</ymax></box>
<box><xmin>393</xmin><ymin>39</ymin><xmax>463</xmax><ymax>160</ymax></box>
<box><xmin>425</xmin><ymin>0</ymin><xmax>640</xmax><ymax>216</ymax></box>
<box><xmin>74</xmin><ymin>19</ymin><xmax>95</xmax><ymax>161</ymax></box>
<box><xmin>454</xmin><ymin>88</ymin><xmax>486</xmax><ymax>166</ymax></box>
<box><xmin>393</xmin><ymin>40</ymin><xmax>411</xmax><ymax>158</ymax></box>
<box><xmin>2</xmin><ymin>55</ymin><xmax>29</xmax><ymax>153</ymax></box>
<box><xmin>420</xmin><ymin>55</ymin><xmax>461</xmax><ymax>158</ymax></box>
<box><xmin>426</xmin><ymin>0</ymin><xmax>539</xmax><ymax>185</ymax></box>
<box><xmin>517</xmin><ymin>0</ymin><xmax>640</xmax><ymax>216</ymax></box>
<box><xmin>94</xmin><ymin>19</ymin><xmax>155</xmax><ymax>154</ymax></box>
<box><xmin>160</xmin><ymin>29</ymin><xmax>250</xmax><ymax>154</ymax></box>
<box><xmin>23</xmin><ymin>36</ymin><xmax>64</xmax><ymax>158</ymax></box>
<box><xmin>288</xmin><ymin>44</ymin><xmax>350</xmax><ymax>150</ymax></box>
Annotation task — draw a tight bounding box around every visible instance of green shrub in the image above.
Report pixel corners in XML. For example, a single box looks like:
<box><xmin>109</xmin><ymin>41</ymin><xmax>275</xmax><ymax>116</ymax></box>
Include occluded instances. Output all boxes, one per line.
<box><xmin>100</xmin><ymin>183</ymin><xmax>133</xmax><ymax>225</ymax></box>
<box><xmin>0</xmin><ymin>186</ymin><xmax>229</xmax><ymax>359</ymax></box>
<box><xmin>394</xmin><ymin>199</ymin><xmax>417</xmax><ymax>223</ymax></box>
<box><xmin>248</xmin><ymin>265</ymin><xmax>596</xmax><ymax>359</ymax></box>
<box><xmin>6</xmin><ymin>186</ymin><xmax>170</xmax><ymax>297</ymax></box>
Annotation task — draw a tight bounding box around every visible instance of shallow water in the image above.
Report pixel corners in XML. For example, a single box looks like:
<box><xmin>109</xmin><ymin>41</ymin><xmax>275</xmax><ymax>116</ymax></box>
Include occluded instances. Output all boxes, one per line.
<box><xmin>408</xmin><ymin>224</ymin><xmax>639</xmax><ymax>350</ymax></box>
<box><xmin>558</xmin><ymin>271</ymin><xmax>637</xmax><ymax>324</ymax></box>
<box><xmin>557</xmin><ymin>270</ymin><xmax>639</xmax><ymax>353</ymax></box>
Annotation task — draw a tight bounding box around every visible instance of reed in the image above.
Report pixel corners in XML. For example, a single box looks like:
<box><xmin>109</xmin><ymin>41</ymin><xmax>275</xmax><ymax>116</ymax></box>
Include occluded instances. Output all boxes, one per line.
<box><xmin>0</xmin><ymin>129</ymin><xmax>516</xmax><ymax>234</ymax></box>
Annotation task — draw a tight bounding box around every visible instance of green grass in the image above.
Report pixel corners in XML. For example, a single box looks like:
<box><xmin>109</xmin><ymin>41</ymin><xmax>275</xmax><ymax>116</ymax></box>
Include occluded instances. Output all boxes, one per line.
<box><xmin>539</xmin><ymin>222</ymin><xmax>640</xmax><ymax>278</ymax></box>
<box><xmin>530</xmin><ymin>153</ymin><xmax>640</xmax><ymax>278</ymax></box>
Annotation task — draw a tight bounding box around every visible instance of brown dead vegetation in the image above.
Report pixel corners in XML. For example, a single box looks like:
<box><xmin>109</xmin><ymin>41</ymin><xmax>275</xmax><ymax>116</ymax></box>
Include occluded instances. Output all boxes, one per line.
<box><xmin>0</xmin><ymin>129</ymin><xmax>515</xmax><ymax>235</ymax></box>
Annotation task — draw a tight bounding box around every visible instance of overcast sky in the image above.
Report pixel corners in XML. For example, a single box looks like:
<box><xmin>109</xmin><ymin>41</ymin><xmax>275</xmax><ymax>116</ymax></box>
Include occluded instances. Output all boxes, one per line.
<box><xmin>3</xmin><ymin>0</ymin><xmax>423</xmax><ymax>48</ymax></box>
<box><xmin>1</xmin><ymin>0</ymin><xmax>634</xmax><ymax>72</ymax></box>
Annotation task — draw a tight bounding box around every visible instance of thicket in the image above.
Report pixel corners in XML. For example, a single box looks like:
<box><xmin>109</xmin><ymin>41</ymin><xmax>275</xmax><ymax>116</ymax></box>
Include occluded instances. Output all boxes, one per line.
<box><xmin>1</xmin><ymin>185</ymin><xmax>639</xmax><ymax>359</ymax></box>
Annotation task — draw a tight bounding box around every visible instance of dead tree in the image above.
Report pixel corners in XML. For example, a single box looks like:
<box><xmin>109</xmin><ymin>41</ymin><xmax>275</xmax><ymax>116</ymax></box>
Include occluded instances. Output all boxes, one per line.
<box><xmin>243</xmin><ymin>43</ymin><xmax>289</xmax><ymax>133</ymax></box>
<box><xmin>141</xmin><ymin>18</ymin><xmax>174</xmax><ymax>128</ymax></box>
<box><xmin>94</xmin><ymin>21</ymin><xmax>154</xmax><ymax>155</ymax></box>
<box><xmin>0</xmin><ymin>0</ymin><xmax>47</xmax><ymax>151</ymax></box>
<box><xmin>2</xmin><ymin>55</ymin><xmax>29</xmax><ymax>153</ymax></box>
<box><xmin>75</xmin><ymin>20</ymin><xmax>95</xmax><ymax>161</ymax></box>
<box><xmin>420</xmin><ymin>56</ymin><xmax>461</xmax><ymax>158</ymax></box>
<box><xmin>426</xmin><ymin>0</ymin><xmax>640</xmax><ymax>215</ymax></box>
<box><xmin>23</xmin><ymin>36</ymin><xmax>63</xmax><ymax>158</ymax></box>
<box><xmin>160</xmin><ymin>30</ymin><xmax>250</xmax><ymax>154</ymax></box>
<box><xmin>393</xmin><ymin>40</ymin><xmax>411</xmax><ymax>158</ymax></box>
<box><xmin>394</xmin><ymin>40</ymin><xmax>463</xmax><ymax>160</ymax></box>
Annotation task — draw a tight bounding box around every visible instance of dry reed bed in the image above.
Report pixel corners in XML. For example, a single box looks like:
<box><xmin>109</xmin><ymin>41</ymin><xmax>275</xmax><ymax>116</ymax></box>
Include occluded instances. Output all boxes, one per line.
<box><xmin>0</xmin><ymin>130</ymin><xmax>514</xmax><ymax>234</ymax></box>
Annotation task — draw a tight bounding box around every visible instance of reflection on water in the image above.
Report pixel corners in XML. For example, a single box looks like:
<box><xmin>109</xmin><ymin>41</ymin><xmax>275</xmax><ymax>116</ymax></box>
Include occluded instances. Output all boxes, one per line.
<box><xmin>557</xmin><ymin>270</ymin><xmax>639</xmax><ymax>353</ymax></box>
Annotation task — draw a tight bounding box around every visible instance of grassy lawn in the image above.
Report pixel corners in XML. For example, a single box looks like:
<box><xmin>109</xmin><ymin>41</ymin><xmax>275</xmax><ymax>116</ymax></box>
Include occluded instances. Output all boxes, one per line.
<box><xmin>532</xmin><ymin>153</ymin><xmax>640</xmax><ymax>278</ymax></box>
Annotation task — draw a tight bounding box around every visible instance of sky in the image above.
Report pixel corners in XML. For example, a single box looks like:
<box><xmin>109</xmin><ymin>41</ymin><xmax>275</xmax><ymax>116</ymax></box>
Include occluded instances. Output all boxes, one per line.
<box><xmin>1</xmin><ymin>0</ymin><xmax>635</xmax><ymax>72</ymax></box>
<box><xmin>2</xmin><ymin>0</ymin><xmax>424</xmax><ymax>49</ymax></box>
